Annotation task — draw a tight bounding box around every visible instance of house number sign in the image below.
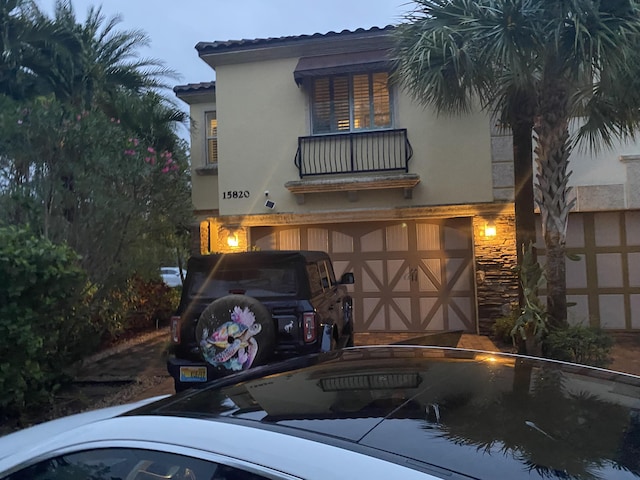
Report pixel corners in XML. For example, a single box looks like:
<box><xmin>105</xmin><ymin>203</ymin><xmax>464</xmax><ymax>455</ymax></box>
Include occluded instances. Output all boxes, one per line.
<box><xmin>223</xmin><ymin>190</ymin><xmax>250</xmax><ymax>199</ymax></box>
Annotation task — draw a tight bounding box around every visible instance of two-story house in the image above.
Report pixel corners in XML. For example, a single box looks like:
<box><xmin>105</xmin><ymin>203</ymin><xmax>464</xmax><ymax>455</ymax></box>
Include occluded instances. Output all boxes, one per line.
<box><xmin>175</xmin><ymin>26</ymin><xmax>640</xmax><ymax>338</ymax></box>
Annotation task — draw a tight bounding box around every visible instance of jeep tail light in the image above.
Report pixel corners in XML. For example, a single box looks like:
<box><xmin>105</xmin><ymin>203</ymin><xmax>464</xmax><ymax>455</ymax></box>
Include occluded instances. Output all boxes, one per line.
<box><xmin>170</xmin><ymin>316</ymin><xmax>181</xmax><ymax>344</ymax></box>
<box><xmin>303</xmin><ymin>312</ymin><xmax>317</xmax><ymax>343</ymax></box>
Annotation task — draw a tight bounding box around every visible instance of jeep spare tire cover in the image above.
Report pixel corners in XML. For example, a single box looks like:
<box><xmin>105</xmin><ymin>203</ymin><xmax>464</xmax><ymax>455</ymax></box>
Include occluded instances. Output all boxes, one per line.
<box><xmin>196</xmin><ymin>294</ymin><xmax>275</xmax><ymax>373</ymax></box>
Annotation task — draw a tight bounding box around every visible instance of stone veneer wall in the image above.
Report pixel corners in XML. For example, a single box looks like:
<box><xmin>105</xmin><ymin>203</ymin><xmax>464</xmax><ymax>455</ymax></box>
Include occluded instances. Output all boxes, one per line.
<box><xmin>473</xmin><ymin>209</ymin><xmax>519</xmax><ymax>335</ymax></box>
<box><xmin>490</xmin><ymin>120</ymin><xmax>515</xmax><ymax>202</ymax></box>
<box><xmin>198</xmin><ymin>218</ymin><xmax>249</xmax><ymax>254</ymax></box>
<box><xmin>482</xmin><ymin>118</ymin><xmax>519</xmax><ymax>335</ymax></box>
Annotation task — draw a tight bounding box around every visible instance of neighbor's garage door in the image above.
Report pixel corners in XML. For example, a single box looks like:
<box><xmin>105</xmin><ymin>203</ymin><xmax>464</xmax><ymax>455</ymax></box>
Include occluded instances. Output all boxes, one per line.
<box><xmin>540</xmin><ymin>211</ymin><xmax>640</xmax><ymax>330</ymax></box>
<box><xmin>252</xmin><ymin>218</ymin><xmax>476</xmax><ymax>333</ymax></box>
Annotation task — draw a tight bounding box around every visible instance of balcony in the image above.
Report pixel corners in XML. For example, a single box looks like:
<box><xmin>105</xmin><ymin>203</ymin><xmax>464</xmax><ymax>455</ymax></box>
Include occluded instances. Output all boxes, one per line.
<box><xmin>287</xmin><ymin>129</ymin><xmax>419</xmax><ymax>203</ymax></box>
<box><xmin>294</xmin><ymin>128</ymin><xmax>413</xmax><ymax>177</ymax></box>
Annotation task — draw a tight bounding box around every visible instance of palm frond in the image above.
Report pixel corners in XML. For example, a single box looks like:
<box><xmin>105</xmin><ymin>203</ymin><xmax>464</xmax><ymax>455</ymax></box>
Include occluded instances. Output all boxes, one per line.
<box><xmin>393</xmin><ymin>0</ymin><xmax>547</xmax><ymax>116</ymax></box>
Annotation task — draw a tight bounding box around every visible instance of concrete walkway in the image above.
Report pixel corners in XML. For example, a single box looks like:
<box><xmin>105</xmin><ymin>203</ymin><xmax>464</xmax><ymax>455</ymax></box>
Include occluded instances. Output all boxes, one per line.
<box><xmin>354</xmin><ymin>331</ymin><xmax>499</xmax><ymax>352</ymax></box>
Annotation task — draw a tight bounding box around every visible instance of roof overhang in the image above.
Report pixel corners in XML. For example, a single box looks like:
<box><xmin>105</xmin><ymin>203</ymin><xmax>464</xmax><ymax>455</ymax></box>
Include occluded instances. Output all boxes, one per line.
<box><xmin>197</xmin><ymin>27</ymin><xmax>395</xmax><ymax>68</ymax></box>
<box><xmin>293</xmin><ymin>50</ymin><xmax>393</xmax><ymax>85</ymax></box>
<box><xmin>173</xmin><ymin>82</ymin><xmax>216</xmax><ymax>105</ymax></box>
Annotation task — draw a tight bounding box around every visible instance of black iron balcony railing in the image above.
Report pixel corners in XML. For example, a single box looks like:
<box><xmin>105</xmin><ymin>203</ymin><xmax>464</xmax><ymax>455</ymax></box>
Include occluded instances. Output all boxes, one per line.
<box><xmin>294</xmin><ymin>129</ymin><xmax>413</xmax><ymax>178</ymax></box>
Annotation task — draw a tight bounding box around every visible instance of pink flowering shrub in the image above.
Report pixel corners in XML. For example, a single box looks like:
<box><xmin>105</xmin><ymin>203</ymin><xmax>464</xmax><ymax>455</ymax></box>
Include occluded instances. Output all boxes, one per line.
<box><xmin>123</xmin><ymin>138</ymin><xmax>180</xmax><ymax>174</ymax></box>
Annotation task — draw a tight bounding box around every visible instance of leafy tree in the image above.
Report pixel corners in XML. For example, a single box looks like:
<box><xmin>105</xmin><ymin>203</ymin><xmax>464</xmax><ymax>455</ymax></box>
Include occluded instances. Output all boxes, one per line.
<box><xmin>0</xmin><ymin>0</ymin><xmax>191</xmax><ymax>291</ymax></box>
<box><xmin>0</xmin><ymin>4</ymin><xmax>188</xmax><ymax>423</ymax></box>
<box><xmin>394</xmin><ymin>0</ymin><xmax>640</xmax><ymax>328</ymax></box>
<box><xmin>0</xmin><ymin>96</ymin><xmax>191</xmax><ymax>289</ymax></box>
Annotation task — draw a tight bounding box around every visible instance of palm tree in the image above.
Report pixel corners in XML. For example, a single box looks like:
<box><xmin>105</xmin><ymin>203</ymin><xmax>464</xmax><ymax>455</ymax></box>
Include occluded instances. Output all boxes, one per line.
<box><xmin>20</xmin><ymin>1</ymin><xmax>181</xmax><ymax>229</ymax></box>
<box><xmin>0</xmin><ymin>0</ymin><xmax>39</xmax><ymax>99</ymax></box>
<box><xmin>107</xmin><ymin>90</ymin><xmax>188</xmax><ymax>152</ymax></box>
<box><xmin>27</xmin><ymin>1</ymin><xmax>175</xmax><ymax>109</ymax></box>
<box><xmin>394</xmin><ymin>0</ymin><xmax>640</xmax><ymax>329</ymax></box>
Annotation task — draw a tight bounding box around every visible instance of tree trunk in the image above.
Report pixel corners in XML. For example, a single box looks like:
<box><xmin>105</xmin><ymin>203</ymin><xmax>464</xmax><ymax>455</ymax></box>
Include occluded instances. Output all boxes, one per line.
<box><xmin>534</xmin><ymin>77</ymin><xmax>574</xmax><ymax>329</ymax></box>
<box><xmin>544</xmin><ymin>229</ymin><xmax>568</xmax><ymax>329</ymax></box>
<box><xmin>512</xmin><ymin>119</ymin><xmax>536</xmax><ymax>265</ymax></box>
<box><xmin>508</xmin><ymin>95</ymin><xmax>537</xmax><ymax>313</ymax></box>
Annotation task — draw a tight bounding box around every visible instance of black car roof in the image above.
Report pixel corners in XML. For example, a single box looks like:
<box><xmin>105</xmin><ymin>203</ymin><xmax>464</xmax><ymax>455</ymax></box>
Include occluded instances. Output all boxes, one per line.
<box><xmin>130</xmin><ymin>346</ymin><xmax>640</xmax><ymax>479</ymax></box>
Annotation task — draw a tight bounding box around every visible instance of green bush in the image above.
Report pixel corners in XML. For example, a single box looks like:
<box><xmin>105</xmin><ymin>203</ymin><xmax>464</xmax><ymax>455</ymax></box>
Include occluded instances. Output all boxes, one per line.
<box><xmin>87</xmin><ymin>276</ymin><xmax>179</xmax><ymax>346</ymax></box>
<box><xmin>124</xmin><ymin>276</ymin><xmax>179</xmax><ymax>331</ymax></box>
<box><xmin>0</xmin><ymin>226</ymin><xmax>86</xmax><ymax>418</ymax></box>
<box><xmin>492</xmin><ymin>310</ymin><xmax>518</xmax><ymax>345</ymax></box>
<box><xmin>545</xmin><ymin>325</ymin><xmax>613</xmax><ymax>367</ymax></box>
<box><xmin>83</xmin><ymin>283</ymin><xmax>131</xmax><ymax>347</ymax></box>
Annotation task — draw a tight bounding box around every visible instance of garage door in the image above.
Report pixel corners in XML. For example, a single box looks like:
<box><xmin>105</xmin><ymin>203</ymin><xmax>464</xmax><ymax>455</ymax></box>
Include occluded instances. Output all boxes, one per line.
<box><xmin>540</xmin><ymin>211</ymin><xmax>640</xmax><ymax>330</ymax></box>
<box><xmin>252</xmin><ymin>218</ymin><xmax>476</xmax><ymax>333</ymax></box>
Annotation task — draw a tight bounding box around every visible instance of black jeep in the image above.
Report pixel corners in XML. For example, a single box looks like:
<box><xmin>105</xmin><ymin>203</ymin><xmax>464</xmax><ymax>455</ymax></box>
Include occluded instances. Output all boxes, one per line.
<box><xmin>167</xmin><ymin>251</ymin><xmax>354</xmax><ymax>391</ymax></box>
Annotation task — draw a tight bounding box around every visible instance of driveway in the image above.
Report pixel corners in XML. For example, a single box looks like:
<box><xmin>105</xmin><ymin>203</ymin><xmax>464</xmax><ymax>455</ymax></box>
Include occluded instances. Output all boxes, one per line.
<box><xmin>73</xmin><ymin>328</ymin><xmax>175</xmax><ymax>405</ymax></box>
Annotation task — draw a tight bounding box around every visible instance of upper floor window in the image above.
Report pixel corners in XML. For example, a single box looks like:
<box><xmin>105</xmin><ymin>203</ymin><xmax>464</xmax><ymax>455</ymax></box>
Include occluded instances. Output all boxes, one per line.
<box><xmin>206</xmin><ymin>111</ymin><xmax>217</xmax><ymax>164</ymax></box>
<box><xmin>311</xmin><ymin>71</ymin><xmax>391</xmax><ymax>135</ymax></box>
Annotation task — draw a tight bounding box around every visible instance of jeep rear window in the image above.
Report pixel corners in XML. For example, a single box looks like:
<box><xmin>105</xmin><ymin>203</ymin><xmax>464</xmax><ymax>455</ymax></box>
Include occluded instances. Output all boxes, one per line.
<box><xmin>188</xmin><ymin>264</ymin><xmax>299</xmax><ymax>299</ymax></box>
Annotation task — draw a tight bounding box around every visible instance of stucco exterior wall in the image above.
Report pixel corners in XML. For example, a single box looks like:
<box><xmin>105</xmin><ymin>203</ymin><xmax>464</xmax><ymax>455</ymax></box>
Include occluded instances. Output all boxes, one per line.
<box><xmin>394</xmin><ymin>90</ymin><xmax>494</xmax><ymax>205</ymax></box>
<box><xmin>567</xmin><ymin>134</ymin><xmax>640</xmax><ymax>212</ymax></box>
<box><xmin>484</xmin><ymin>121</ymin><xmax>640</xmax><ymax>212</ymax></box>
<box><xmin>207</xmin><ymin>57</ymin><xmax>495</xmax><ymax>217</ymax></box>
<box><xmin>569</xmin><ymin>134</ymin><xmax>638</xmax><ymax>187</ymax></box>
<box><xmin>215</xmin><ymin>58</ymin><xmax>304</xmax><ymax>217</ymax></box>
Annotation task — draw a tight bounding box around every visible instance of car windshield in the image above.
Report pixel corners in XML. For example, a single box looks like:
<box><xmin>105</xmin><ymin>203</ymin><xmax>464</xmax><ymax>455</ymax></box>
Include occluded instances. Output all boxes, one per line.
<box><xmin>188</xmin><ymin>263</ymin><xmax>298</xmax><ymax>298</ymax></box>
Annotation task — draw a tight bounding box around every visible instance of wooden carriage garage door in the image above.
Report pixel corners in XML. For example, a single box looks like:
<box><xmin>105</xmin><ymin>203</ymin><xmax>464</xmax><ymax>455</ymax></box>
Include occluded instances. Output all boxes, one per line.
<box><xmin>252</xmin><ymin>218</ymin><xmax>476</xmax><ymax>333</ymax></box>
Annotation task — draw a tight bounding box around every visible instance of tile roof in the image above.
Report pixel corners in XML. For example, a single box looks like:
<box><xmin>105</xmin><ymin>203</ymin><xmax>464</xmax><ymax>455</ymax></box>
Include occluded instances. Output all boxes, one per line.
<box><xmin>195</xmin><ymin>25</ymin><xmax>395</xmax><ymax>54</ymax></box>
<box><xmin>173</xmin><ymin>81</ymin><xmax>216</xmax><ymax>94</ymax></box>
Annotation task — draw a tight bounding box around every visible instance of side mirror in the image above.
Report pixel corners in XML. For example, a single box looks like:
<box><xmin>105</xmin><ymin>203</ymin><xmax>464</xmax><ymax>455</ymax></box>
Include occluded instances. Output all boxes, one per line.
<box><xmin>340</xmin><ymin>272</ymin><xmax>355</xmax><ymax>285</ymax></box>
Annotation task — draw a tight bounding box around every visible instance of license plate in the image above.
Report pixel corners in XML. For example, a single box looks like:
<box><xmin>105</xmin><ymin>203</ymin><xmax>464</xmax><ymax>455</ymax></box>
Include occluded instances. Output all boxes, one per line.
<box><xmin>180</xmin><ymin>366</ymin><xmax>207</xmax><ymax>382</ymax></box>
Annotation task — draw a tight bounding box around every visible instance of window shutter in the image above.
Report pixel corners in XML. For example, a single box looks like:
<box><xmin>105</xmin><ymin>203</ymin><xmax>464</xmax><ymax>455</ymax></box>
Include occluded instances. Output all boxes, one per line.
<box><xmin>332</xmin><ymin>76</ymin><xmax>350</xmax><ymax>131</ymax></box>
<box><xmin>206</xmin><ymin>112</ymin><xmax>218</xmax><ymax>164</ymax></box>
<box><xmin>352</xmin><ymin>74</ymin><xmax>371</xmax><ymax>130</ymax></box>
<box><xmin>312</xmin><ymin>78</ymin><xmax>331</xmax><ymax>134</ymax></box>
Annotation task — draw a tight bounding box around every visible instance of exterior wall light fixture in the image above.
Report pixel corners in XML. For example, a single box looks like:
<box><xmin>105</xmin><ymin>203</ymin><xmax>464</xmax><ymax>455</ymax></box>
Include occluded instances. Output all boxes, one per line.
<box><xmin>227</xmin><ymin>231</ymin><xmax>239</xmax><ymax>248</ymax></box>
<box><xmin>484</xmin><ymin>221</ymin><xmax>497</xmax><ymax>237</ymax></box>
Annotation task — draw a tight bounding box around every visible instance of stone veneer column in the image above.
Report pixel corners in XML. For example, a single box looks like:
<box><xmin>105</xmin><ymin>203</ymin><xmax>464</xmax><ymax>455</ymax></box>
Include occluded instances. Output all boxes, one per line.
<box><xmin>473</xmin><ymin>209</ymin><xmax>519</xmax><ymax>335</ymax></box>
<box><xmin>198</xmin><ymin>218</ymin><xmax>249</xmax><ymax>254</ymax></box>
<box><xmin>621</xmin><ymin>154</ymin><xmax>640</xmax><ymax>208</ymax></box>
<box><xmin>490</xmin><ymin>119</ymin><xmax>515</xmax><ymax>202</ymax></box>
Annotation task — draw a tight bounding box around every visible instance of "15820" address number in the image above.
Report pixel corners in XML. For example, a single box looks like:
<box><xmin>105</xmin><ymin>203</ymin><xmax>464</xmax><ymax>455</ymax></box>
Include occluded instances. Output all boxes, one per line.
<box><xmin>223</xmin><ymin>190</ymin><xmax>250</xmax><ymax>199</ymax></box>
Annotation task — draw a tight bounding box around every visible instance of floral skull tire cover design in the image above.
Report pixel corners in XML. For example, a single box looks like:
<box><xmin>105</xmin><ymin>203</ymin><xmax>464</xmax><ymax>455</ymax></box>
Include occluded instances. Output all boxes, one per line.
<box><xmin>196</xmin><ymin>294</ymin><xmax>275</xmax><ymax>372</ymax></box>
